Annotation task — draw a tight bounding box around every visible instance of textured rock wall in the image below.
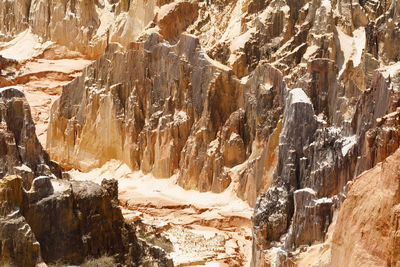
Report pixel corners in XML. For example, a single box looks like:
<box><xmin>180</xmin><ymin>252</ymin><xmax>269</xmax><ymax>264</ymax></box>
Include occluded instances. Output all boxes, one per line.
<box><xmin>250</xmin><ymin>1</ymin><xmax>400</xmax><ymax>264</ymax></box>
<box><xmin>300</xmin><ymin>148</ymin><xmax>400</xmax><ymax>267</ymax></box>
<box><xmin>3</xmin><ymin>0</ymin><xmax>400</xmax><ymax>265</ymax></box>
<box><xmin>47</xmin><ymin>33</ymin><xmax>289</xmax><ymax>207</ymax></box>
<box><xmin>42</xmin><ymin>4</ymin><xmax>400</xmax><ymax>265</ymax></box>
<box><xmin>0</xmin><ymin>0</ymin><xmax>157</xmax><ymax>58</ymax></box>
<box><xmin>0</xmin><ymin>175</ymin><xmax>44</xmax><ymax>267</ymax></box>
<box><xmin>0</xmin><ymin>87</ymin><xmax>172</xmax><ymax>266</ymax></box>
<box><xmin>0</xmin><ymin>86</ymin><xmax>63</xmax><ymax>188</ymax></box>
<box><xmin>22</xmin><ymin>176</ymin><xmax>172</xmax><ymax>266</ymax></box>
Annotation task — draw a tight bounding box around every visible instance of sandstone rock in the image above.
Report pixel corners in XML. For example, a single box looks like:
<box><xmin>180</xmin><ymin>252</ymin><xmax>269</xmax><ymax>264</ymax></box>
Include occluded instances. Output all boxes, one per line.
<box><xmin>0</xmin><ymin>0</ymin><xmax>30</xmax><ymax>41</ymax></box>
<box><xmin>326</xmin><ymin>148</ymin><xmax>400</xmax><ymax>266</ymax></box>
<box><xmin>47</xmin><ymin>32</ymin><xmax>289</xmax><ymax>207</ymax></box>
<box><xmin>285</xmin><ymin>188</ymin><xmax>333</xmax><ymax>250</ymax></box>
<box><xmin>0</xmin><ymin>88</ymin><xmax>172</xmax><ymax>266</ymax></box>
<box><xmin>156</xmin><ymin>0</ymin><xmax>198</xmax><ymax>41</ymax></box>
<box><xmin>0</xmin><ymin>0</ymin><xmax>157</xmax><ymax>58</ymax></box>
<box><xmin>3</xmin><ymin>0</ymin><xmax>400</xmax><ymax>266</ymax></box>
<box><xmin>0</xmin><ymin>176</ymin><xmax>44</xmax><ymax>267</ymax></box>
<box><xmin>0</xmin><ymin>86</ymin><xmax>63</xmax><ymax>188</ymax></box>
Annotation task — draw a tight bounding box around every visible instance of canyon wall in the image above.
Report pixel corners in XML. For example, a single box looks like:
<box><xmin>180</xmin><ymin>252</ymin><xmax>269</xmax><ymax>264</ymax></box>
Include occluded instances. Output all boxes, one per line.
<box><xmin>0</xmin><ymin>0</ymin><xmax>157</xmax><ymax>58</ymax></box>
<box><xmin>2</xmin><ymin>0</ymin><xmax>400</xmax><ymax>265</ymax></box>
<box><xmin>47</xmin><ymin>33</ymin><xmax>288</xmax><ymax>206</ymax></box>
<box><xmin>44</xmin><ymin>0</ymin><xmax>400</xmax><ymax>264</ymax></box>
<box><xmin>0</xmin><ymin>87</ymin><xmax>172</xmax><ymax>266</ymax></box>
<box><xmin>0</xmin><ymin>86</ymin><xmax>63</xmax><ymax>187</ymax></box>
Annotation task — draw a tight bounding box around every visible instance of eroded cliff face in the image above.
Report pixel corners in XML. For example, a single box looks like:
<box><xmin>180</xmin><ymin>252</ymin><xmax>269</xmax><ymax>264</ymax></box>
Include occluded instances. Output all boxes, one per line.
<box><xmin>2</xmin><ymin>0</ymin><xmax>400</xmax><ymax>266</ymax></box>
<box><xmin>42</xmin><ymin>0</ymin><xmax>400</xmax><ymax>264</ymax></box>
<box><xmin>47</xmin><ymin>33</ymin><xmax>289</xmax><ymax>207</ymax></box>
<box><xmin>0</xmin><ymin>87</ymin><xmax>172</xmax><ymax>266</ymax></box>
<box><xmin>296</xmin><ymin>147</ymin><xmax>400</xmax><ymax>267</ymax></box>
<box><xmin>0</xmin><ymin>0</ymin><xmax>157</xmax><ymax>58</ymax></box>
<box><xmin>0</xmin><ymin>86</ymin><xmax>63</xmax><ymax>188</ymax></box>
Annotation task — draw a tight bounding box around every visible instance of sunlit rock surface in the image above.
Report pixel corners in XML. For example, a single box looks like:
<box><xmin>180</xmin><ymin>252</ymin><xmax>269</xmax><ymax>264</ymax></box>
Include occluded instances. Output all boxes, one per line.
<box><xmin>1</xmin><ymin>0</ymin><xmax>400</xmax><ymax>266</ymax></box>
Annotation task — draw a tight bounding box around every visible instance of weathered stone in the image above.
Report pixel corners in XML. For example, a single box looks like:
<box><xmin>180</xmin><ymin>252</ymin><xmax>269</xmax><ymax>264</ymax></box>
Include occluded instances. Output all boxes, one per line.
<box><xmin>2</xmin><ymin>0</ymin><xmax>400</xmax><ymax>266</ymax></box>
<box><xmin>157</xmin><ymin>0</ymin><xmax>198</xmax><ymax>41</ymax></box>
<box><xmin>0</xmin><ymin>90</ymin><xmax>173</xmax><ymax>266</ymax></box>
<box><xmin>0</xmin><ymin>86</ymin><xmax>63</xmax><ymax>188</ymax></box>
<box><xmin>252</xmin><ymin>88</ymin><xmax>317</xmax><ymax>265</ymax></box>
<box><xmin>285</xmin><ymin>188</ymin><xmax>333</xmax><ymax>250</ymax></box>
<box><xmin>47</xmin><ymin>32</ymin><xmax>289</xmax><ymax>207</ymax></box>
<box><xmin>0</xmin><ymin>176</ymin><xmax>44</xmax><ymax>267</ymax></box>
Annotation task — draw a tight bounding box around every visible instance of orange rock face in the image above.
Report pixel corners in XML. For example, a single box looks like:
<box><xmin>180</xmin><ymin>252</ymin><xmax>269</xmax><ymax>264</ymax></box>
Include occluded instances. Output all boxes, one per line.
<box><xmin>297</xmin><ymin>147</ymin><xmax>400</xmax><ymax>267</ymax></box>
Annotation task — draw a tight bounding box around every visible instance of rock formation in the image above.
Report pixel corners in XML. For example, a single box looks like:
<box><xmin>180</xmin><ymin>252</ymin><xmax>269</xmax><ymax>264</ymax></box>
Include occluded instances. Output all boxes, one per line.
<box><xmin>0</xmin><ymin>87</ymin><xmax>172</xmax><ymax>266</ymax></box>
<box><xmin>1</xmin><ymin>0</ymin><xmax>400</xmax><ymax>266</ymax></box>
<box><xmin>296</xmin><ymin>148</ymin><xmax>400</xmax><ymax>267</ymax></box>
<box><xmin>0</xmin><ymin>86</ymin><xmax>63</xmax><ymax>189</ymax></box>
<box><xmin>46</xmin><ymin>33</ymin><xmax>289</xmax><ymax>208</ymax></box>
<box><xmin>40</xmin><ymin>0</ymin><xmax>400</xmax><ymax>264</ymax></box>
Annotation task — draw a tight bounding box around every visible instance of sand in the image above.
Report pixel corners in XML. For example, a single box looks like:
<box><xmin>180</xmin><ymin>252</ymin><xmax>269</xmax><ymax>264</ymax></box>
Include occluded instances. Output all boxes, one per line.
<box><xmin>0</xmin><ymin>32</ymin><xmax>92</xmax><ymax>145</ymax></box>
<box><xmin>70</xmin><ymin>160</ymin><xmax>253</xmax><ymax>266</ymax></box>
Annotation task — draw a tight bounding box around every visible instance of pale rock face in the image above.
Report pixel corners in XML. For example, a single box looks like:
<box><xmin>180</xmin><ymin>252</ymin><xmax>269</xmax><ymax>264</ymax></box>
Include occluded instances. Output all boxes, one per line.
<box><xmin>0</xmin><ymin>0</ymin><xmax>157</xmax><ymax>58</ymax></box>
<box><xmin>0</xmin><ymin>0</ymin><xmax>30</xmax><ymax>41</ymax></box>
<box><xmin>2</xmin><ymin>0</ymin><xmax>400</xmax><ymax>266</ymax></box>
<box><xmin>47</xmin><ymin>32</ymin><xmax>289</xmax><ymax>208</ymax></box>
<box><xmin>37</xmin><ymin>1</ymin><xmax>400</xmax><ymax>264</ymax></box>
<box><xmin>0</xmin><ymin>93</ymin><xmax>172</xmax><ymax>266</ymax></box>
<box><xmin>156</xmin><ymin>0</ymin><xmax>198</xmax><ymax>41</ymax></box>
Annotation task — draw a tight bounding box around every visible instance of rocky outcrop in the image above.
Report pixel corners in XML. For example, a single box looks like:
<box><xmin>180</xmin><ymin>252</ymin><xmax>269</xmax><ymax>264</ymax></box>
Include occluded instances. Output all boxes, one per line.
<box><xmin>41</xmin><ymin>1</ymin><xmax>400</xmax><ymax>264</ymax></box>
<box><xmin>250</xmin><ymin>1</ymin><xmax>400</xmax><ymax>265</ymax></box>
<box><xmin>0</xmin><ymin>86</ymin><xmax>172</xmax><ymax>266</ymax></box>
<box><xmin>0</xmin><ymin>86</ymin><xmax>63</xmax><ymax>189</ymax></box>
<box><xmin>0</xmin><ymin>175</ymin><xmax>172</xmax><ymax>267</ymax></box>
<box><xmin>22</xmin><ymin>176</ymin><xmax>172</xmax><ymax>266</ymax></box>
<box><xmin>329</xmin><ymin>149</ymin><xmax>400</xmax><ymax>266</ymax></box>
<box><xmin>251</xmin><ymin>54</ymin><xmax>400</xmax><ymax>267</ymax></box>
<box><xmin>3</xmin><ymin>0</ymin><xmax>400</xmax><ymax>266</ymax></box>
<box><xmin>296</xmin><ymin>147</ymin><xmax>400</xmax><ymax>267</ymax></box>
<box><xmin>47</xmin><ymin>32</ymin><xmax>289</xmax><ymax>207</ymax></box>
<box><xmin>0</xmin><ymin>175</ymin><xmax>44</xmax><ymax>267</ymax></box>
<box><xmin>252</xmin><ymin>88</ymin><xmax>318</xmax><ymax>264</ymax></box>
